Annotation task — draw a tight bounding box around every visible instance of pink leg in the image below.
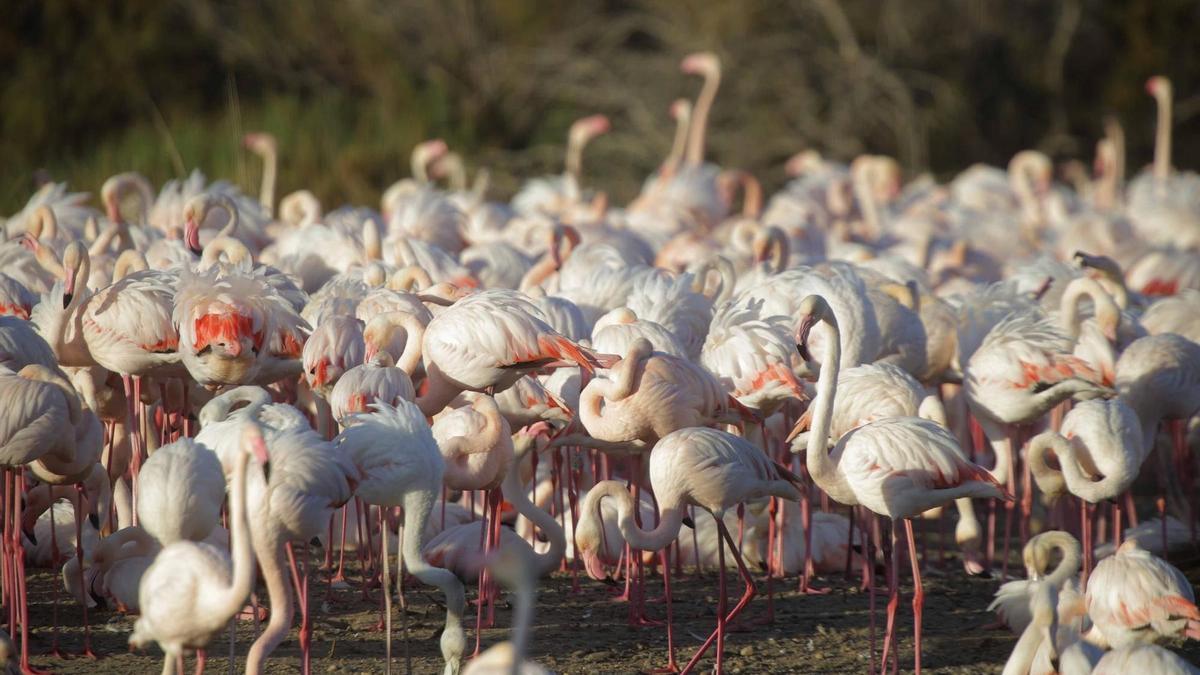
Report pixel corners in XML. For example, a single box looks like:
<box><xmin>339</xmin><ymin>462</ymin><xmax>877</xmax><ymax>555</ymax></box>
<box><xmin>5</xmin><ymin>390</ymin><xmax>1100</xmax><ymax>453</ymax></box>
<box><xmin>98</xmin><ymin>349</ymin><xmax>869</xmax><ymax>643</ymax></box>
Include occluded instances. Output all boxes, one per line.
<box><xmin>1000</xmin><ymin>435</ymin><xmax>1017</xmax><ymax>580</ymax></box>
<box><xmin>1112</xmin><ymin>501</ymin><xmax>1122</xmax><ymax>549</ymax></box>
<box><xmin>194</xmin><ymin>649</ymin><xmax>206</xmax><ymax>675</ymax></box>
<box><xmin>866</xmin><ymin>511</ymin><xmax>877</xmax><ymax>674</ymax></box>
<box><xmin>880</xmin><ymin>520</ymin><xmax>900</xmax><ymax>671</ymax></box>
<box><xmin>1124</xmin><ymin>491</ymin><xmax>1138</xmax><ymax>528</ymax></box>
<box><xmin>284</xmin><ymin>542</ymin><xmax>311</xmax><ymax>675</ymax></box>
<box><xmin>75</xmin><ymin>485</ymin><xmax>97</xmax><ymax>659</ymax></box>
<box><xmin>681</xmin><ymin>517</ymin><xmax>757</xmax><ymax>674</ymax></box>
<box><xmin>1080</xmin><ymin>500</ymin><xmax>1093</xmax><ymax>590</ymax></box>
<box><xmin>905</xmin><ymin>519</ymin><xmax>924</xmax><ymax>674</ymax></box>
<box><xmin>650</xmin><ymin>545</ymin><xmax>680</xmax><ymax>674</ymax></box>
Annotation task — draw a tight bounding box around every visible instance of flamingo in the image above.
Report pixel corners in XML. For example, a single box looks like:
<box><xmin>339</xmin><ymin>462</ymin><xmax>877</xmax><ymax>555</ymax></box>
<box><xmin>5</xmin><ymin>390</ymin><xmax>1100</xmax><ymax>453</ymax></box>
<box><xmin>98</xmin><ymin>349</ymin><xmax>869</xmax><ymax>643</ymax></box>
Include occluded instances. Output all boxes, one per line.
<box><xmin>963</xmin><ymin>305</ymin><xmax>1111</xmax><ymax>571</ymax></box>
<box><xmin>788</xmin><ymin>361</ymin><xmax>986</xmax><ymax>576</ymax></box>
<box><xmin>1026</xmin><ymin>399</ymin><xmax>1144</xmax><ymax>581</ymax></box>
<box><xmin>335</xmin><ymin>401</ymin><xmax>466</xmax><ymax>675</ymax></box>
<box><xmin>988</xmin><ymin>530</ymin><xmax>1082</xmax><ymax>634</ymax></box>
<box><xmin>418</xmin><ymin>289</ymin><xmax>605</xmax><ymax>416</ymax></box>
<box><xmin>461</xmin><ymin>545</ymin><xmax>551</xmax><ymax>675</ymax></box>
<box><xmin>242</xmin><ymin>132</ymin><xmax>278</xmax><ymax>218</ymax></box>
<box><xmin>432</xmin><ymin>394</ymin><xmax>513</xmax><ymax>637</ymax></box>
<box><xmin>135</xmin><ymin>438</ymin><xmax>225</xmax><ymax>545</ymax></box>
<box><xmin>244</xmin><ymin>408</ymin><xmax>357</xmax><ymax>675</ymax></box>
<box><xmin>1083</xmin><ymin>538</ymin><xmax>1200</xmax><ymax>649</ymax></box>
<box><xmin>792</xmin><ymin>293</ymin><xmax>1010</xmax><ymax>673</ymax></box>
<box><xmin>85</xmin><ymin>525</ymin><xmax>161</xmax><ymax>613</ymax></box>
<box><xmin>129</xmin><ymin>421</ymin><xmax>268</xmax><ymax>675</ymax></box>
<box><xmin>1114</xmin><ymin>333</ymin><xmax>1200</xmax><ymax>541</ymax></box>
<box><xmin>577</xmin><ymin>427</ymin><xmax>802</xmax><ymax>673</ymax></box>
<box><xmin>328</xmin><ymin>352</ymin><xmax>416</xmax><ymax>426</ymax></box>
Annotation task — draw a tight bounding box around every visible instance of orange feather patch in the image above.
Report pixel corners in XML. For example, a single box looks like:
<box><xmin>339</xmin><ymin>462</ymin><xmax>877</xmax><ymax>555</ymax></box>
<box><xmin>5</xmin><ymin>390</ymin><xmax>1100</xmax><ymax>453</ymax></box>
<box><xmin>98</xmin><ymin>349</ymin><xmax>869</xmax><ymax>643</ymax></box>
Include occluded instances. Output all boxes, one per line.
<box><xmin>194</xmin><ymin>313</ymin><xmax>258</xmax><ymax>355</ymax></box>
<box><xmin>1140</xmin><ymin>278</ymin><xmax>1179</xmax><ymax>296</ymax></box>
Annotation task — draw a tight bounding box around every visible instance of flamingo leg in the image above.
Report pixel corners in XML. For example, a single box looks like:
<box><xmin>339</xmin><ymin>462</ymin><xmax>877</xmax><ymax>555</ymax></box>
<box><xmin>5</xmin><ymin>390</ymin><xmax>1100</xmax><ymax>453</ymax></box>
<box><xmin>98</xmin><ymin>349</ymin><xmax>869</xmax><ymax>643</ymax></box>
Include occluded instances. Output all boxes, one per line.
<box><xmin>284</xmin><ymin>542</ymin><xmax>312</xmax><ymax>675</ymax></box>
<box><xmin>566</xmin><ymin>446</ymin><xmax>582</xmax><ymax>593</ymax></box>
<box><xmin>1169</xmin><ymin>419</ymin><xmax>1195</xmax><ymax>543</ymax></box>
<box><xmin>866</xmin><ymin>510</ymin><xmax>877</xmax><ymax>674</ymax></box>
<box><xmin>1080</xmin><ymin>499</ymin><xmax>1093</xmax><ymax>590</ymax></box>
<box><xmin>653</xmin><ymin>545</ymin><xmax>680</xmax><ymax>674</ymax></box>
<box><xmin>45</xmin><ymin>505</ymin><xmax>64</xmax><ymax>659</ymax></box>
<box><xmin>381</xmin><ymin>521</ymin><xmax>392</xmax><ymax>674</ymax></box>
<box><xmin>1000</xmin><ymin>434</ymin><xmax>1017</xmax><ymax>580</ymax></box>
<box><xmin>880</xmin><ymin>520</ymin><xmax>900</xmax><ymax>673</ymax></box>
<box><xmin>1112</xmin><ymin>501</ymin><xmax>1122</xmax><ymax>549</ymax></box>
<box><xmin>193</xmin><ymin>649</ymin><xmax>206</xmax><ymax>675</ymax></box>
<box><xmin>905</xmin><ymin>519</ymin><xmax>924</xmax><ymax>675</ymax></box>
<box><xmin>681</xmin><ymin>516</ymin><xmax>758</xmax><ymax>674</ymax></box>
<box><xmin>75</xmin><ymin>484</ymin><xmax>97</xmax><ymax>659</ymax></box>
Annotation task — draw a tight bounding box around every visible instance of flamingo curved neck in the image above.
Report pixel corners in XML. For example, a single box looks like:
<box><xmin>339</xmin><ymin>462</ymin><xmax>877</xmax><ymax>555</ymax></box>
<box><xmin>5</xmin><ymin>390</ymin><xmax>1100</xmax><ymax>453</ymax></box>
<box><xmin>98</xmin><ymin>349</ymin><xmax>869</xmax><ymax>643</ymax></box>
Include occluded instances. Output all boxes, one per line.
<box><xmin>686</xmin><ymin>67</ymin><xmax>720</xmax><ymax>165</ymax></box>
<box><xmin>501</xmin><ymin>448</ymin><xmax>565</xmax><ymax>577</ymax></box>
<box><xmin>1026</xmin><ymin>433</ymin><xmax>1068</xmax><ymax>499</ymax></box>
<box><xmin>803</xmin><ymin>308</ymin><xmax>857</xmax><ymax>505</ymax></box>
<box><xmin>401</xmin><ymin>486</ymin><xmax>466</xmax><ymax>673</ymax></box>
<box><xmin>1059</xmin><ymin>277</ymin><xmax>1117</xmax><ymax>343</ymax></box>
<box><xmin>1153</xmin><ymin>88</ymin><xmax>1172</xmax><ymax>184</ymax></box>
<box><xmin>594</xmin><ymin>480</ymin><xmax>684</xmax><ymax>553</ymax></box>
<box><xmin>1039</xmin><ymin>532</ymin><xmax>1082</xmax><ymax>587</ymax></box>
<box><xmin>208</xmin><ymin>441</ymin><xmax>256</xmax><ymax>622</ymax></box>
<box><xmin>663</xmin><ymin>104</ymin><xmax>691</xmax><ymax>178</ymax></box>
<box><xmin>200</xmin><ymin>236</ymin><xmax>252</xmax><ymax>270</ymax></box>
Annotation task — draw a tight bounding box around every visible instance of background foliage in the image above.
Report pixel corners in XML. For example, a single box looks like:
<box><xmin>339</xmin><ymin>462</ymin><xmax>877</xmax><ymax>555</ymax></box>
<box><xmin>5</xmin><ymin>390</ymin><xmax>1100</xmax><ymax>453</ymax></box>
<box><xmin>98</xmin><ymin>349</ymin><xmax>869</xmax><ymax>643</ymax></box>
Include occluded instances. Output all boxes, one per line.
<box><xmin>2</xmin><ymin>0</ymin><xmax>1197</xmax><ymax>212</ymax></box>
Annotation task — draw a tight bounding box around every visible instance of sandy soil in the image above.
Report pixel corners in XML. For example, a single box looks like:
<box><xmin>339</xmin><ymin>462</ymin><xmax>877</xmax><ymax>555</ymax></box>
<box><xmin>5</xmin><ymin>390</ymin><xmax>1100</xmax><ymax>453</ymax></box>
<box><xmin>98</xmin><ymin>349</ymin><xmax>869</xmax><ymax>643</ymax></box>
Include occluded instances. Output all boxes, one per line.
<box><xmin>17</xmin><ymin>541</ymin><xmax>1200</xmax><ymax>674</ymax></box>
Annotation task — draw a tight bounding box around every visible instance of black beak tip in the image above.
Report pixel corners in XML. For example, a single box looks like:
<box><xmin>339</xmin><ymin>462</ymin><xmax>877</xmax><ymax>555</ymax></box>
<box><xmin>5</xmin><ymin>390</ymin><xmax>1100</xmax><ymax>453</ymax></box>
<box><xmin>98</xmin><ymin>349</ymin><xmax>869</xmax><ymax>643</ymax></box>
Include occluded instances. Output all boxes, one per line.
<box><xmin>797</xmin><ymin>344</ymin><xmax>813</xmax><ymax>362</ymax></box>
<box><xmin>88</xmin><ymin>513</ymin><xmax>100</xmax><ymax>529</ymax></box>
<box><xmin>62</xmin><ymin>293</ymin><xmax>72</xmax><ymax>309</ymax></box>
<box><xmin>682</xmin><ymin>516</ymin><xmax>695</xmax><ymax>529</ymax></box>
<box><xmin>187</xmin><ymin>244</ymin><xmax>203</xmax><ymax>256</ymax></box>
<box><xmin>310</xmin><ymin>536</ymin><xmax>322</xmax><ymax>547</ymax></box>
<box><xmin>23</xmin><ymin>528</ymin><xmax>36</xmax><ymax>546</ymax></box>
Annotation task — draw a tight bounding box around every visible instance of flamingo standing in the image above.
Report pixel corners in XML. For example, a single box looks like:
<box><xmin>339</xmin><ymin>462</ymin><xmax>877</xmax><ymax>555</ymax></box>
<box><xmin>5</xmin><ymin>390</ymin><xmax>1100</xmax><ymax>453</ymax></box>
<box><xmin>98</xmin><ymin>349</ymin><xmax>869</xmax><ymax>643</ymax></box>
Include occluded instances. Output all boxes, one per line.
<box><xmin>793</xmin><ymin>293</ymin><xmax>1009</xmax><ymax>674</ymax></box>
<box><xmin>335</xmin><ymin>401</ymin><xmax>466</xmax><ymax>675</ymax></box>
<box><xmin>432</xmin><ymin>394</ymin><xmax>514</xmax><ymax>640</ymax></box>
<box><xmin>577</xmin><ymin>427</ymin><xmax>802</xmax><ymax>673</ymax></box>
<box><xmin>129</xmin><ymin>422</ymin><xmax>269</xmax><ymax>675</ymax></box>
<box><xmin>1026</xmin><ymin>399</ymin><xmax>1144</xmax><ymax>582</ymax></box>
<box><xmin>1114</xmin><ymin>334</ymin><xmax>1200</xmax><ymax>543</ymax></box>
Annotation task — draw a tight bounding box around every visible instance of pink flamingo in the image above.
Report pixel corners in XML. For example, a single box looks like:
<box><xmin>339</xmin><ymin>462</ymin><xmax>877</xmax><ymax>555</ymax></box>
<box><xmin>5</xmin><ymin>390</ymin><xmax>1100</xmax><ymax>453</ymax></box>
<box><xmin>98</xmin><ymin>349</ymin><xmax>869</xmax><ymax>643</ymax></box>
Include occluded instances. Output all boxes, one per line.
<box><xmin>335</xmin><ymin>401</ymin><xmax>467</xmax><ymax>675</ymax></box>
<box><xmin>418</xmin><ymin>289</ymin><xmax>606</xmax><ymax>416</ymax></box>
<box><xmin>129</xmin><ymin>422</ymin><xmax>268</xmax><ymax>675</ymax></box>
<box><xmin>794</xmin><ymin>293</ymin><xmax>1010</xmax><ymax>674</ymax></box>
<box><xmin>432</xmin><ymin>394</ymin><xmax>513</xmax><ymax>645</ymax></box>
<box><xmin>576</xmin><ymin>426</ymin><xmax>802</xmax><ymax>673</ymax></box>
<box><xmin>1084</xmin><ymin>538</ymin><xmax>1200</xmax><ymax>649</ymax></box>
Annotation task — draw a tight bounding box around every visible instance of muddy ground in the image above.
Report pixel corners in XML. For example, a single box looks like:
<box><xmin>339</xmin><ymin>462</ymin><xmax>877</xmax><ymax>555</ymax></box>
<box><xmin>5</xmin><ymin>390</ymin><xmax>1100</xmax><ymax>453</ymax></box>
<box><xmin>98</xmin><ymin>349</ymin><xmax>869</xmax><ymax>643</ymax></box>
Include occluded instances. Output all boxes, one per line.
<box><xmin>17</xmin><ymin>541</ymin><xmax>1200</xmax><ymax>674</ymax></box>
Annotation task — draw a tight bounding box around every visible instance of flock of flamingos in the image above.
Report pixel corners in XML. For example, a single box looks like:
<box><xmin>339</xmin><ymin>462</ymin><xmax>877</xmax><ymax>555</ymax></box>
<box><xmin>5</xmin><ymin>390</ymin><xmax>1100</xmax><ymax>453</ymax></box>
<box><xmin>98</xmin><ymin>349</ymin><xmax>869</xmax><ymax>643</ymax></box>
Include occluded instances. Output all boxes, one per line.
<box><xmin>0</xmin><ymin>51</ymin><xmax>1199</xmax><ymax>674</ymax></box>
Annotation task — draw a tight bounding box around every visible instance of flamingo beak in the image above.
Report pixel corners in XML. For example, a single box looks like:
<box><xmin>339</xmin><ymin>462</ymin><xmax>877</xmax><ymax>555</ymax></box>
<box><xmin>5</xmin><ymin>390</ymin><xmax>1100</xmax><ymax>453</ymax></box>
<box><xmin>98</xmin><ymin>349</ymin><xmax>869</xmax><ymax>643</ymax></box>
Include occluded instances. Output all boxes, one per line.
<box><xmin>63</xmin><ymin>269</ymin><xmax>76</xmax><ymax>309</ymax></box>
<box><xmin>795</xmin><ymin>314</ymin><xmax>817</xmax><ymax>362</ymax></box>
<box><xmin>185</xmin><ymin>215</ymin><xmax>203</xmax><ymax>255</ymax></box>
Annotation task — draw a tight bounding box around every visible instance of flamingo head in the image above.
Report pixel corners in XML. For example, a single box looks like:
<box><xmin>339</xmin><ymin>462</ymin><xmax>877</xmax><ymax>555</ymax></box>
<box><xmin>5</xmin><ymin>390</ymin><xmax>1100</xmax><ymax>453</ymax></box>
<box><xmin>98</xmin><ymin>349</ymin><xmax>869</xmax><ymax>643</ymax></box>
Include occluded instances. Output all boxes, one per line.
<box><xmin>1145</xmin><ymin>75</ymin><xmax>1170</xmax><ymax>98</ymax></box>
<box><xmin>182</xmin><ymin>202</ymin><xmax>204</xmax><ymax>255</ymax></box>
<box><xmin>794</xmin><ymin>294</ymin><xmax>832</xmax><ymax>363</ymax></box>
<box><xmin>62</xmin><ymin>241</ymin><xmax>86</xmax><ymax>308</ymax></box>
<box><xmin>680</xmin><ymin>51</ymin><xmax>720</xmax><ymax>79</ymax></box>
<box><xmin>568</xmin><ymin>114</ymin><xmax>611</xmax><ymax>148</ymax></box>
<box><xmin>242</xmin><ymin>131</ymin><xmax>277</xmax><ymax>155</ymax></box>
<box><xmin>669</xmin><ymin>98</ymin><xmax>691</xmax><ymax>121</ymax></box>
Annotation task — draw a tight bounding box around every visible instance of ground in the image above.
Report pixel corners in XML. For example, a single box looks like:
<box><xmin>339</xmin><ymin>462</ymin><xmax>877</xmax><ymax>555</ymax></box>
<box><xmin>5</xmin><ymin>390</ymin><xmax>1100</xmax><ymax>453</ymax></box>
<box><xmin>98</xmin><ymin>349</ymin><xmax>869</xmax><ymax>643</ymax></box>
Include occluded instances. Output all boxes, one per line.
<box><xmin>17</xmin><ymin>541</ymin><xmax>1200</xmax><ymax>674</ymax></box>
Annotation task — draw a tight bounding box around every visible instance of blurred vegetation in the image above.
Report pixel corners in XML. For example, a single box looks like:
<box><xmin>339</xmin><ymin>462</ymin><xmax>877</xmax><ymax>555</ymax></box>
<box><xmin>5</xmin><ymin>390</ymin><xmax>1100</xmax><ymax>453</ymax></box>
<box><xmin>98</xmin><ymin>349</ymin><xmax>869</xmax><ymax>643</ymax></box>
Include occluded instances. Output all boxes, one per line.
<box><xmin>2</xmin><ymin>0</ymin><xmax>1199</xmax><ymax>213</ymax></box>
